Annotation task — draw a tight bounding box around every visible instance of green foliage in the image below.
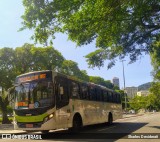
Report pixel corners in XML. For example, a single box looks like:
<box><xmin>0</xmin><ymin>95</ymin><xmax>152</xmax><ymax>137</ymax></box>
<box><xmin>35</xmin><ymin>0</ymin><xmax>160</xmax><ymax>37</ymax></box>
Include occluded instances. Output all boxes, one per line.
<box><xmin>129</xmin><ymin>96</ymin><xmax>149</xmax><ymax>111</ymax></box>
<box><xmin>150</xmin><ymin>41</ymin><xmax>160</xmax><ymax>80</ymax></box>
<box><xmin>0</xmin><ymin>117</ymin><xmax>13</xmax><ymax>124</ymax></box>
<box><xmin>0</xmin><ymin>44</ymin><xmax>65</xmax><ymax>90</ymax></box>
<box><xmin>129</xmin><ymin>82</ymin><xmax>160</xmax><ymax>111</ymax></box>
<box><xmin>61</xmin><ymin>60</ymin><xmax>89</xmax><ymax>81</ymax></box>
<box><xmin>0</xmin><ymin>90</ymin><xmax>11</xmax><ymax>124</ymax></box>
<box><xmin>0</xmin><ymin>48</ymin><xmax>17</xmax><ymax>89</ymax></box>
<box><xmin>0</xmin><ymin>43</ymin><xmax>115</xmax><ymax>90</ymax></box>
<box><xmin>89</xmin><ymin>76</ymin><xmax>114</xmax><ymax>89</ymax></box>
<box><xmin>7</xmin><ymin>106</ymin><xmax>13</xmax><ymax>115</ymax></box>
<box><xmin>21</xmin><ymin>0</ymin><xmax>160</xmax><ymax>68</ymax></box>
<box><xmin>149</xmin><ymin>82</ymin><xmax>160</xmax><ymax>110</ymax></box>
<box><xmin>15</xmin><ymin>43</ymin><xmax>65</xmax><ymax>73</ymax></box>
<box><xmin>113</xmin><ymin>85</ymin><xmax>120</xmax><ymax>90</ymax></box>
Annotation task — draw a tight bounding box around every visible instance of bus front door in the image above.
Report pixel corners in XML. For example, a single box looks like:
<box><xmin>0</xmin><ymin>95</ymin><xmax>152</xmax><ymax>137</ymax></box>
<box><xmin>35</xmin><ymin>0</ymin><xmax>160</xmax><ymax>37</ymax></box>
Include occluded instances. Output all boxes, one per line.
<box><xmin>55</xmin><ymin>78</ymin><xmax>70</xmax><ymax>129</ymax></box>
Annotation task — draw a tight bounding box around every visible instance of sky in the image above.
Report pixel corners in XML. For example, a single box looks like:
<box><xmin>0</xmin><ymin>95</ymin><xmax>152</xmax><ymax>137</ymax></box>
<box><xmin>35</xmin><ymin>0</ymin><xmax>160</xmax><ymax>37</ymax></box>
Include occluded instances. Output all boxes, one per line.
<box><xmin>0</xmin><ymin>0</ymin><xmax>153</xmax><ymax>88</ymax></box>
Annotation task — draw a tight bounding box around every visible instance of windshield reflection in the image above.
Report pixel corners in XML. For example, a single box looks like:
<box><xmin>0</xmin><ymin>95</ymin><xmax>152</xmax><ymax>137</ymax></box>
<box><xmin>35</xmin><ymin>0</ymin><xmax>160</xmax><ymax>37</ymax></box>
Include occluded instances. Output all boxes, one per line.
<box><xmin>15</xmin><ymin>81</ymin><xmax>54</xmax><ymax>109</ymax></box>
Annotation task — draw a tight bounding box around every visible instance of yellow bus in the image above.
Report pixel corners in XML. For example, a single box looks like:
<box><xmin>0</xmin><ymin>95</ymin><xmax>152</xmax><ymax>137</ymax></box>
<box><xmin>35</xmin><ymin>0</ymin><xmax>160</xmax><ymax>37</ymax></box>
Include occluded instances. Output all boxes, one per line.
<box><xmin>13</xmin><ymin>70</ymin><xmax>122</xmax><ymax>133</ymax></box>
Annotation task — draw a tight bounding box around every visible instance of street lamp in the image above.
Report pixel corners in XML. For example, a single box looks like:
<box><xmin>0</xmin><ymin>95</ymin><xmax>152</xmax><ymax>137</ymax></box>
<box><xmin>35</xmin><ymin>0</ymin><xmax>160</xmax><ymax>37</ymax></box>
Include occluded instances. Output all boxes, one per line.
<box><xmin>121</xmin><ymin>60</ymin><xmax>127</xmax><ymax>111</ymax></box>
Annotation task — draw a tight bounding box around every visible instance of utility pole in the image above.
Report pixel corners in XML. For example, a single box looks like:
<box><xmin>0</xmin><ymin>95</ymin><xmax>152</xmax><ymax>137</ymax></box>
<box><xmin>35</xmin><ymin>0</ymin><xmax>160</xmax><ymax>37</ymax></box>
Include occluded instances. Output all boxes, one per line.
<box><xmin>121</xmin><ymin>60</ymin><xmax>127</xmax><ymax>111</ymax></box>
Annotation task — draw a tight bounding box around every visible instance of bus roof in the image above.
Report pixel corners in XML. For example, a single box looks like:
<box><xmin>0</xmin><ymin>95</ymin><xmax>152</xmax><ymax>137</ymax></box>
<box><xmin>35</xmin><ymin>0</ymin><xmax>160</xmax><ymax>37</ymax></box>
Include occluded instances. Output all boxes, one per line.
<box><xmin>16</xmin><ymin>70</ymin><xmax>119</xmax><ymax>94</ymax></box>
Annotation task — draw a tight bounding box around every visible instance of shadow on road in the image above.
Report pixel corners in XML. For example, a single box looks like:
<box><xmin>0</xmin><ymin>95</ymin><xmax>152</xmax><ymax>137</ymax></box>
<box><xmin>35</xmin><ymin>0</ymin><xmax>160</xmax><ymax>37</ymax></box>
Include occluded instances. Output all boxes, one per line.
<box><xmin>39</xmin><ymin>122</ymin><xmax>148</xmax><ymax>140</ymax></box>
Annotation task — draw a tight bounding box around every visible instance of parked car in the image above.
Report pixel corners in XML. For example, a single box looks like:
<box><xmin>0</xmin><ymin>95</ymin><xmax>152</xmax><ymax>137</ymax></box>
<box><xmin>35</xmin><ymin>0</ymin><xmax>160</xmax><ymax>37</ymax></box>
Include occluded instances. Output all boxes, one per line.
<box><xmin>129</xmin><ymin>110</ymin><xmax>135</xmax><ymax>114</ymax></box>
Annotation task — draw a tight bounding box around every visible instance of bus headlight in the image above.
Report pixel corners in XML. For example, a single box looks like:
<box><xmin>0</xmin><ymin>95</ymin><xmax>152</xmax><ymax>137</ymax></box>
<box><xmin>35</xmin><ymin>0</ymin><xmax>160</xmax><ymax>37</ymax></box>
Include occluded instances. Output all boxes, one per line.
<box><xmin>43</xmin><ymin>113</ymin><xmax>54</xmax><ymax>123</ymax></box>
<box><xmin>49</xmin><ymin>114</ymin><xmax>54</xmax><ymax>119</ymax></box>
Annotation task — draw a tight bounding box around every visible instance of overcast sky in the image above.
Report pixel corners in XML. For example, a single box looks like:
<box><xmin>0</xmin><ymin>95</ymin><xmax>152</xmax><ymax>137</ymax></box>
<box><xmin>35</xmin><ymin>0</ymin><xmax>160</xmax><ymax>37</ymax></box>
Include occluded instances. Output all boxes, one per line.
<box><xmin>0</xmin><ymin>0</ymin><xmax>153</xmax><ymax>88</ymax></box>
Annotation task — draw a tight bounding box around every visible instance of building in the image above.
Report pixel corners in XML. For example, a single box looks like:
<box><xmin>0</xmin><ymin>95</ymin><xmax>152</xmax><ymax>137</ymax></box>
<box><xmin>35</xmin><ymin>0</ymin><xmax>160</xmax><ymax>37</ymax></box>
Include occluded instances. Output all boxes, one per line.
<box><xmin>125</xmin><ymin>87</ymin><xmax>138</xmax><ymax>98</ymax></box>
<box><xmin>137</xmin><ymin>90</ymin><xmax>150</xmax><ymax>97</ymax></box>
<box><xmin>112</xmin><ymin>77</ymin><xmax>120</xmax><ymax>88</ymax></box>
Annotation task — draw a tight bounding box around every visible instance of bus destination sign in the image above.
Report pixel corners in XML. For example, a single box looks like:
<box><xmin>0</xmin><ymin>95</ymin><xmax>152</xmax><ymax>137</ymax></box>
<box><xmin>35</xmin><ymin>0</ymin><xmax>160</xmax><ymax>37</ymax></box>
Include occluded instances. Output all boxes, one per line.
<box><xmin>17</xmin><ymin>73</ymin><xmax>47</xmax><ymax>83</ymax></box>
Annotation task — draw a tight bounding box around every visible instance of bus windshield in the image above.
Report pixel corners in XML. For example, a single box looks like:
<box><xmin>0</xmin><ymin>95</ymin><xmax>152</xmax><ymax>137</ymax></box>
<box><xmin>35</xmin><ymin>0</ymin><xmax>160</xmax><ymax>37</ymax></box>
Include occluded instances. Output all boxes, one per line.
<box><xmin>15</xmin><ymin>81</ymin><xmax>54</xmax><ymax>109</ymax></box>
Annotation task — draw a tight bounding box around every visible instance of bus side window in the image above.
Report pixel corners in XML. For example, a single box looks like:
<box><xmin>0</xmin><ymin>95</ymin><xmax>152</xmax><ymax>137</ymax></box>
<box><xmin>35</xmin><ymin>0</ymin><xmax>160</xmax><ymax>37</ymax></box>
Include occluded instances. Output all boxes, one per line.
<box><xmin>101</xmin><ymin>90</ymin><xmax>104</xmax><ymax>102</ymax></box>
<box><xmin>80</xmin><ymin>84</ymin><xmax>88</xmax><ymax>100</ymax></box>
<box><xmin>89</xmin><ymin>86</ymin><xmax>97</xmax><ymax>101</ymax></box>
<box><xmin>71</xmin><ymin>81</ymin><xmax>80</xmax><ymax>99</ymax></box>
<box><xmin>55</xmin><ymin>77</ymin><xmax>69</xmax><ymax>108</ymax></box>
<box><xmin>104</xmin><ymin>91</ymin><xmax>108</xmax><ymax>102</ymax></box>
<box><xmin>108</xmin><ymin>92</ymin><xmax>113</xmax><ymax>102</ymax></box>
<box><xmin>115</xmin><ymin>93</ymin><xmax>119</xmax><ymax>103</ymax></box>
<box><xmin>117</xmin><ymin>94</ymin><xmax>121</xmax><ymax>104</ymax></box>
<box><xmin>96</xmin><ymin>88</ymin><xmax>102</xmax><ymax>101</ymax></box>
<box><xmin>112</xmin><ymin>93</ymin><xmax>116</xmax><ymax>103</ymax></box>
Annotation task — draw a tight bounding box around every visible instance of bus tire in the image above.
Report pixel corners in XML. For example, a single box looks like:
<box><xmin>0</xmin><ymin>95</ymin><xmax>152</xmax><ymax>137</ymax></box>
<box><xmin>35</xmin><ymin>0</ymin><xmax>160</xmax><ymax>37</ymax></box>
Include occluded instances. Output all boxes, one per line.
<box><xmin>70</xmin><ymin>114</ymin><xmax>82</xmax><ymax>133</ymax></box>
<box><xmin>41</xmin><ymin>130</ymin><xmax>49</xmax><ymax>134</ymax></box>
<box><xmin>108</xmin><ymin>113</ymin><xmax>113</xmax><ymax>125</ymax></box>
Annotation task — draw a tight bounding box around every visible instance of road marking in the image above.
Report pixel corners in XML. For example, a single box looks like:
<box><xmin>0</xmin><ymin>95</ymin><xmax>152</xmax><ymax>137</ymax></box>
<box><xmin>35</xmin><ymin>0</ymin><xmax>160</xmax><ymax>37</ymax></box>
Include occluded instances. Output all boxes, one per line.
<box><xmin>97</xmin><ymin>126</ymin><xmax>116</xmax><ymax>132</ymax></box>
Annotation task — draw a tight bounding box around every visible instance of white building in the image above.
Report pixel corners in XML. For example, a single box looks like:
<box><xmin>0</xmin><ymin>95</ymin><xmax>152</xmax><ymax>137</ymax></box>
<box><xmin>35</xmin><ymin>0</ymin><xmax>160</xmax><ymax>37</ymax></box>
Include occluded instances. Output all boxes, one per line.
<box><xmin>112</xmin><ymin>77</ymin><xmax>120</xmax><ymax>88</ymax></box>
<box><xmin>137</xmin><ymin>90</ymin><xmax>150</xmax><ymax>97</ymax></box>
<box><xmin>125</xmin><ymin>87</ymin><xmax>138</xmax><ymax>98</ymax></box>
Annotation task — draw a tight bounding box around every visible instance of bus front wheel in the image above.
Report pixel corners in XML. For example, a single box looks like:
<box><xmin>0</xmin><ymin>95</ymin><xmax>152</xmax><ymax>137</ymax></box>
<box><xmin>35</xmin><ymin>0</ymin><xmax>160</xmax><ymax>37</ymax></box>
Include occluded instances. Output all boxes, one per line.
<box><xmin>70</xmin><ymin>114</ymin><xmax>82</xmax><ymax>133</ymax></box>
<box><xmin>41</xmin><ymin>130</ymin><xmax>49</xmax><ymax>134</ymax></box>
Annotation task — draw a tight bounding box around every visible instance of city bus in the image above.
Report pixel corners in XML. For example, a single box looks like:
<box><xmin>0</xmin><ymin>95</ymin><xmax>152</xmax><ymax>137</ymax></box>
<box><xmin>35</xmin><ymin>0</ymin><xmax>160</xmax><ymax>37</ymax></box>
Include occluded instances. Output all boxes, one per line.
<box><xmin>13</xmin><ymin>70</ymin><xmax>122</xmax><ymax>133</ymax></box>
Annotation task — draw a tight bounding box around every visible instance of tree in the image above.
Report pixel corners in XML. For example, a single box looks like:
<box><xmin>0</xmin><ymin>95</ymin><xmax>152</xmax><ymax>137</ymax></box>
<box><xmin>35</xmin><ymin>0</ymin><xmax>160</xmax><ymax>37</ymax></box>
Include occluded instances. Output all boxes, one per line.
<box><xmin>150</xmin><ymin>41</ymin><xmax>160</xmax><ymax>80</ymax></box>
<box><xmin>89</xmin><ymin>76</ymin><xmax>106</xmax><ymax>86</ymax></box>
<box><xmin>0</xmin><ymin>48</ymin><xmax>17</xmax><ymax>89</ymax></box>
<box><xmin>149</xmin><ymin>82</ymin><xmax>160</xmax><ymax>110</ymax></box>
<box><xmin>89</xmin><ymin>76</ymin><xmax>114</xmax><ymax>89</ymax></box>
<box><xmin>21</xmin><ymin>0</ymin><xmax>160</xmax><ymax>68</ymax></box>
<box><xmin>113</xmin><ymin>85</ymin><xmax>120</xmax><ymax>90</ymax></box>
<box><xmin>61</xmin><ymin>60</ymin><xmax>89</xmax><ymax>81</ymax></box>
<box><xmin>116</xmin><ymin>90</ymin><xmax>128</xmax><ymax>110</ymax></box>
<box><xmin>15</xmin><ymin>43</ymin><xmax>65</xmax><ymax>73</ymax></box>
<box><xmin>129</xmin><ymin>95</ymin><xmax>149</xmax><ymax>112</ymax></box>
<box><xmin>0</xmin><ymin>90</ymin><xmax>11</xmax><ymax>124</ymax></box>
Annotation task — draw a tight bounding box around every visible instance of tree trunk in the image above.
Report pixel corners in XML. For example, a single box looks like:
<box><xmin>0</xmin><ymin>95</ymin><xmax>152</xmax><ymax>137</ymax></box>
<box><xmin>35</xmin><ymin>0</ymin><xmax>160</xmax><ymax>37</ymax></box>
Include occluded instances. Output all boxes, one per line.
<box><xmin>2</xmin><ymin>109</ymin><xmax>11</xmax><ymax>124</ymax></box>
<box><xmin>0</xmin><ymin>95</ymin><xmax>11</xmax><ymax>124</ymax></box>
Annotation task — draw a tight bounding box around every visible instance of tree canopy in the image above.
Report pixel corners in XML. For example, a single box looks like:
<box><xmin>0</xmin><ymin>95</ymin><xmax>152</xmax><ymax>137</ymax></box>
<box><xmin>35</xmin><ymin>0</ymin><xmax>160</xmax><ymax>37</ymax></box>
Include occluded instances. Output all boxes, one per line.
<box><xmin>150</xmin><ymin>41</ymin><xmax>160</xmax><ymax>80</ymax></box>
<box><xmin>21</xmin><ymin>0</ymin><xmax>160</xmax><ymax>68</ymax></box>
<box><xmin>0</xmin><ymin>44</ymin><xmax>65</xmax><ymax>89</ymax></box>
<box><xmin>89</xmin><ymin>76</ymin><xmax>114</xmax><ymax>89</ymax></box>
<box><xmin>0</xmin><ymin>43</ymin><xmax>114</xmax><ymax>90</ymax></box>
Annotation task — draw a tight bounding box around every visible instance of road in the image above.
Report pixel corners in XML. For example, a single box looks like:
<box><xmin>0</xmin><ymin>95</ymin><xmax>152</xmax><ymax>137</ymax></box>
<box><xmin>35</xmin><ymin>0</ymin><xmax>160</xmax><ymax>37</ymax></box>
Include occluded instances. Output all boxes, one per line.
<box><xmin>0</xmin><ymin>112</ymin><xmax>160</xmax><ymax>142</ymax></box>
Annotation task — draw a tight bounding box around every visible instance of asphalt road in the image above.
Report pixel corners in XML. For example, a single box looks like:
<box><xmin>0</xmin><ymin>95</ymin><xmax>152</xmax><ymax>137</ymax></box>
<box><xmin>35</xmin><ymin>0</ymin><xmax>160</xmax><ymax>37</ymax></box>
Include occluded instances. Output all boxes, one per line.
<box><xmin>0</xmin><ymin>112</ymin><xmax>160</xmax><ymax>142</ymax></box>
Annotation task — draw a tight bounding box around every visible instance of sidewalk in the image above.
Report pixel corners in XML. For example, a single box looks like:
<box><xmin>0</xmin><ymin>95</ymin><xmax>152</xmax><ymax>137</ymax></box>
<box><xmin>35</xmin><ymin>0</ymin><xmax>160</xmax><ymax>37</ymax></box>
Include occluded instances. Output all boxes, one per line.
<box><xmin>0</xmin><ymin>130</ymin><xmax>26</xmax><ymax>134</ymax></box>
<box><xmin>0</xmin><ymin>124</ymin><xmax>13</xmax><ymax>130</ymax></box>
<box><xmin>0</xmin><ymin>124</ymin><xmax>25</xmax><ymax>134</ymax></box>
<box><xmin>123</xmin><ymin>113</ymin><xmax>145</xmax><ymax>118</ymax></box>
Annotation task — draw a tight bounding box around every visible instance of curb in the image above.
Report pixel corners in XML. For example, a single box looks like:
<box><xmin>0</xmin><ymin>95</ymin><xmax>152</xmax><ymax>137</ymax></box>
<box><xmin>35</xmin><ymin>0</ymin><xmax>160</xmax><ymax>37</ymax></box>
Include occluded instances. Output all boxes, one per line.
<box><xmin>0</xmin><ymin>130</ymin><xmax>26</xmax><ymax>134</ymax></box>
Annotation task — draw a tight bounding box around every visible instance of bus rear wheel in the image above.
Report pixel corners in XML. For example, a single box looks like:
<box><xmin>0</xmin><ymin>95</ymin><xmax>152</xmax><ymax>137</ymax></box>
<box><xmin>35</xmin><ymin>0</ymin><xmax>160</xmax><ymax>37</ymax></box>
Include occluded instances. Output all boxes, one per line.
<box><xmin>108</xmin><ymin>113</ymin><xmax>113</xmax><ymax>125</ymax></box>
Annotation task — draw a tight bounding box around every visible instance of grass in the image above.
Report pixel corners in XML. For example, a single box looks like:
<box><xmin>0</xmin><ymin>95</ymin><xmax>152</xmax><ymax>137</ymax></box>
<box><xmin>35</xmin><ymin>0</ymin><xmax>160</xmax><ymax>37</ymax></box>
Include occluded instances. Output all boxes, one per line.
<box><xmin>0</xmin><ymin>117</ymin><xmax>13</xmax><ymax>124</ymax></box>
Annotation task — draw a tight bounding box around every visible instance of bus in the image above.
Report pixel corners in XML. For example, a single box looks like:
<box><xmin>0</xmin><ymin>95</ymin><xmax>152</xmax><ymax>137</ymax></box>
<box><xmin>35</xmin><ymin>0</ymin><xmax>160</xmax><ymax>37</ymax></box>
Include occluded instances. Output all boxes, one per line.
<box><xmin>13</xmin><ymin>70</ymin><xmax>122</xmax><ymax>133</ymax></box>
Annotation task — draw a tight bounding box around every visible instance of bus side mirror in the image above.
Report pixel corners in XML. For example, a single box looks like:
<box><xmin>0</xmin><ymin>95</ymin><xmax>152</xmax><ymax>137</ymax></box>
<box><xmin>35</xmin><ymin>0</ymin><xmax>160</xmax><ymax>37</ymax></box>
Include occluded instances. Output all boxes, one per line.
<box><xmin>60</xmin><ymin>87</ymin><xmax>64</xmax><ymax>95</ymax></box>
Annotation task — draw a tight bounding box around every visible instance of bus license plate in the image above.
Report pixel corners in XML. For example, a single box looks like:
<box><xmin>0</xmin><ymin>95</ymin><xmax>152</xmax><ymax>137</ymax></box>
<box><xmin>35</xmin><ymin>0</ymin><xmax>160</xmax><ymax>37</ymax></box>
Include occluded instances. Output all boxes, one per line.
<box><xmin>26</xmin><ymin>124</ymin><xmax>33</xmax><ymax>128</ymax></box>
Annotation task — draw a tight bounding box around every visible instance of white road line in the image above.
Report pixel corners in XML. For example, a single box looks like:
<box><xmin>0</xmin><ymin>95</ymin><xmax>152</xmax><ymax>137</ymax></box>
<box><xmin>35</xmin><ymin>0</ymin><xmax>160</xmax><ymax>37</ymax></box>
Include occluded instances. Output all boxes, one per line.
<box><xmin>97</xmin><ymin>126</ymin><xmax>116</xmax><ymax>132</ymax></box>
